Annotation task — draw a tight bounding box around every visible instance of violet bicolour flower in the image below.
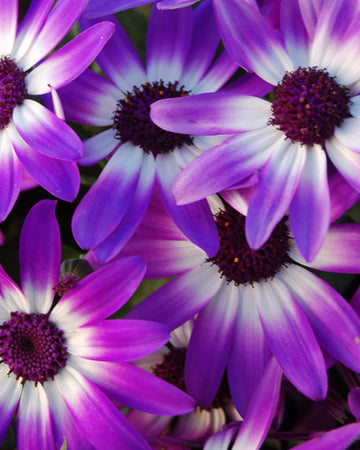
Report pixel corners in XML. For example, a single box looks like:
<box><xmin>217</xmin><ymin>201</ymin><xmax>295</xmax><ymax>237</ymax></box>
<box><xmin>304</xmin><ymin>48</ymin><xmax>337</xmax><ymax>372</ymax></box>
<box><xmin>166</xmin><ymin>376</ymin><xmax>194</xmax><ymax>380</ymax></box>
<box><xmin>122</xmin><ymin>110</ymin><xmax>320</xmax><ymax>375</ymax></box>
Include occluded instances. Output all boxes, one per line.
<box><xmin>0</xmin><ymin>0</ymin><xmax>115</xmax><ymax>221</ymax></box>
<box><xmin>117</xmin><ymin>193</ymin><xmax>360</xmax><ymax>416</ymax></box>
<box><xmin>0</xmin><ymin>200</ymin><xmax>194</xmax><ymax>449</ymax></box>
<box><xmin>151</xmin><ymin>0</ymin><xmax>360</xmax><ymax>261</ymax></box>
<box><xmin>57</xmin><ymin>2</ymin><xmax>245</xmax><ymax>263</ymax></box>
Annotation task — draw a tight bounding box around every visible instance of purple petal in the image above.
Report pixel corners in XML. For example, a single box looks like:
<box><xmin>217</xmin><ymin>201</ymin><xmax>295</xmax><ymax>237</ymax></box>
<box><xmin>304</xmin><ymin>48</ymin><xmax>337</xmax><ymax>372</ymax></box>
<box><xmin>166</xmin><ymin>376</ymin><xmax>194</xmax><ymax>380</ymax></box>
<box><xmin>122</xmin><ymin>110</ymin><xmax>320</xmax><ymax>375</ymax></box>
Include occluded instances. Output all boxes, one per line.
<box><xmin>156</xmin><ymin>153</ymin><xmax>219</xmax><ymax>257</ymax></box>
<box><xmin>70</xmin><ymin>357</ymin><xmax>195</xmax><ymax>416</ymax></box>
<box><xmin>13</xmin><ymin>100</ymin><xmax>83</xmax><ymax>160</ymax></box>
<box><xmin>146</xmin><ymin>5</ymin><xmax>192</xmax><ymax>81</ymax></box>
<box><xmin>80</xmin><ymin>129</ymin><xmax>118</xmax><ymax>166</ymax></box>
<box><xmin>0</xmin><ymin>0</ymin><xmax>17</xmax><ymax>55</ymax></box>
<box><xmin>298</xmin><ymin>0</ymin><xmax>323</xmax><ymax>39</ymax></box>
<box><xmin>72</xmin><ymin>144</ymin><xmax>143</xmax><ymax>249</ymax></box>
<box><xmin>349</xmin><ymin>387</ymin><xmax>360</xmax><ymax>420</ymax></box>
<box><xmin>0</xmin><ymin>265</ymin><xmax>29</xmax><ymax>316</ymax></box>
<box><xmin>8</xmin><ymin>123</ymin><xmax>80</xmax><ymax>202</ymax></box>
<box><xmin>290</xmin><ymin>223</ymin><xmax>360</xmax><ymax>273</ymax></box>
<box><xmin>0</xmin><ymin>369</ymin><xmax>21</xmax><ymax>445</ymax></box>
<box><xmin>50</xmin><ymin>257</ymin><xmax>146</xmax><ymax>330</ymax></box>
<box><xmin>289</xmin><ymin>146</ymin><xmax>330</xmax><ymax>261</ymax></box>
<box><xmin>67</xmin><ymin>319</ymin><xmax>169</xmax><ymax>362</ymax></box>
<box><xmin>26</xmin><ymin>22</ymin><xmax>115</xmax><ymax>95</ymax></box>
<box><xmin>20</xmin><ymin>200</ymin><xmax>60</xmax><ymax>314</ymax></box>
<box><xmin>279</xmin><ymin>265</ymin><xmax>360</xmax><ymax>372</ymax></box>
<box><xmin>185</xmin><ymin>283</ymin><xmax>238</xmax><ymax>407</ymax></box>
<box><xmin>329</xmin><ymin>171</ymin><xmax>360</xmax><ymax>222</ymax></box>
<box><xmin>204</xmin><ymin>425</ymin><xmax>238</xmax><ymax>450</ymax></box>
<box><xmin>83</xmin><ymin>0</ymin><xmax>153</xmax><ymax>18</ymax></box>
<box><xmin>213</xmin><ymin>0</ymin><xmax>293</xmax><ymax>83</ymax></box>
<box><xmin>17</xmin><ymin>382</ymin><xmax>55</xmax><ymax>449</ymax></box>
<box><xmin>256</xmin><ymin>277</ymin><xmax>327</xmax><ymax>400</ymax></box>
<box><xmin>127</xmin><ymin>264</ymin><xmax>223</xmax><ymax>330</ymax></box>
<box><xmin>158</xmin><ymin>0</ymin><xmax>199</xmax><ymax>8</ymax></box>
<box><xmin>246</xmin><ymin>140</ymin><xmax>306</xmax><ymax>250</ymax></box>
<box><xmin>295</xmin><ymin>423</ymin><xmax>360</xmax><ymax>450</ymax></box>
<box><xmin>55</xmin><ymin>367</ymin><xmax>150</xmax><ymax>449</ymax></box>
<box><xmin>233</xmin><ymin>357</ymin><xmax>282</xmax><ymax>449</ymax></box>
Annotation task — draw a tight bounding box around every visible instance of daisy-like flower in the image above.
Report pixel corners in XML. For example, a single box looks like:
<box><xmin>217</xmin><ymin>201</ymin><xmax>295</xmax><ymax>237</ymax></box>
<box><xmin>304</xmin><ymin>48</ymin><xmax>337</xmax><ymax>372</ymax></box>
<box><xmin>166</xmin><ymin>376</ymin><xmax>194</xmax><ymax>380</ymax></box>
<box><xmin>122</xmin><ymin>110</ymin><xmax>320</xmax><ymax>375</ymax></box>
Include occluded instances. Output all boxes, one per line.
<box><xmin>56</xmin><ymin>2</ymin><xmax>243</xmax><ymax>263</ymax></box>
<box><xmin>127</xmin><ymin>319</ymin><xmax>242</xmax><ymax>448</ymax></box>
<box><xmin>0</xmin><ymin>0</ymin><xmax>115</xmax><ymax>221</ymax></box>
<box><xmin>117</xmin><ymin>193</ymin><xmax>360</xmax><ymax>415</ymax></box>
<box><xmin>0</xmin><ymin>200</ymin><xmax>194</xmax><ymax>449</ymax></box>
<box><xmin>151</xmin><ymin>0</ymin><xmax>360</xmax><ymax>261</ymax></box>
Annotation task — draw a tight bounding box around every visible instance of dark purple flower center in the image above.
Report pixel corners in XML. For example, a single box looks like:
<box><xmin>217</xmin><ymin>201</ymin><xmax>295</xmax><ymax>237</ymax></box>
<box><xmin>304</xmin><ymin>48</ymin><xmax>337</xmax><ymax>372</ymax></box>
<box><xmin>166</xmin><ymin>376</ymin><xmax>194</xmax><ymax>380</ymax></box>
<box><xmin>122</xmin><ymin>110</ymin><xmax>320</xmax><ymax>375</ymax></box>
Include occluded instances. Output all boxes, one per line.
<box><xmin>0</xmin><ymin>56</ymin><xmax>27</xmax><ymax>129</ymax></box>
<box><xmin>207</xmin><ymin>206</ymin><xmax>290</xmax><ymax>285</ymax></box>
<box><xmin>0</xmin><ymin>312</ymin><xmax>67</xmax><ymax>385</ymax></box>
<box><xmin>113</xmin><ymin>80</ymin><xmax>193</xmax><ymax>156</ymax></box>
<box><xmin>153</xmin><ymin>346</ymin><xmax>230</xmax><ymax>409</ymax></box>
<box><xmin>269</xmin><ymin>66</ymin><xmax>351</xmax><ymax>148</ymax></box>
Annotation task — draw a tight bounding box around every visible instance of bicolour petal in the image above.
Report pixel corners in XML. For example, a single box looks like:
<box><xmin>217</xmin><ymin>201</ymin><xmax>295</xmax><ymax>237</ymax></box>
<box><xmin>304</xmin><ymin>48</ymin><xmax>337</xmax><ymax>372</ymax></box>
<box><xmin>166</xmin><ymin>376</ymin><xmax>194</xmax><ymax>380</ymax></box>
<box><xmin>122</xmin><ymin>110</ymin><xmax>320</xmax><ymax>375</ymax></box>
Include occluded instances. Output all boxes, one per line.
<box><xmin>72</xmin><ymin>143</ymin><xmax>143</xmax><ymax>249</ymax></box>
<box><xmin>335</xmin><ymin>118</ymin><xmax>360</xmax><ymax>153</ymax></box>
<box><xmin>0</xmin><ymin>129</ymin><xmax>22</xmax><ymax>222</ymax></box>
<box><xmin>17</xmin><ymin>382</ymin><xmax>55</xmax><ymax>449</ymax></box>
<box><xmin>256</xmin><ymin>277</ymin><xmax>327</xmax><ymax>400</ymax></box>
<box><xmin>295</xmin><ymin>423</ymin><xmax>360</xmax><ymax>450</ymax></box>
<box><xmin>298</xmin><ymin>0</ymin><xmax>323</xmax><ymax>39</ymax></box>
<box><xmin>26</xmin><ymin>22</ymin><xmax>115</xmax><ymax>95</ymax></box>
<box><xmin>66</xmin><ymin>319</ymin><xmax>169</xmax><ymax>362</ymax></box>
<box><xmin>54</xmin><ymin>367</ymin><xmax>150</xmax><ymax>449</ymax></box>
<box><xmin>204</xmin><ymin>425</ymin><xmax>238</xmax><ymax>450</ymax></box>
<box><xmin>329</xmin><ymin>171</ymin><xmax>360</xmax><ymax>222</ymax></box>
<box><xmin>50</xmin><ymin>257</ymin><xmax>146</xmax><ymax>331</ymax></box>
<box><xmin>290</xmin><ymin>223</ymin><xmax>360</xmax><ymax>273</ymax></box>
<box><xmin>146</xmin><ymin>5</ymin><xmax>192</xmax><ymax>82</ymax></box>
<box><xmin>8</xmin><ymin>123</ymin><xmax>80</xmax><ymax>202</ymax></box>
<box><xmin>156</xmin><ymin>153</ymin><xmax>219</xmax><ymax>257</ymax></box>
<box><xmin>18</xmin><ymin>0</ymin><xmax>88</xmax><ymax>70</ymax></box>
<box><xmin>83</xmin><ymin>0</ymin><xmax>153</xmax><ymax>18</ymax></box>
<box><xmin>185</xmin><ymin>282</ymin><xmax>238</xmax><ymax>407</ymax></box>
<box><xmin>0</xmin><ymin>0</ymin><xmax>17</xmax><ymax>55</ymax></box>
<box><xmin>213</xmin><ymin>0</ymin><xmax>294</xmax><ymax>83</ymax></box>
<box><xmin>127</xmin><ymin>264</ymin><xmax>223</xmax><ymax>330</ymax></box>
<box><xmin>13</xmin><ymin>100</ymin><xmax>83</xmax><ymax>160</ymax></box>
<box><xmin>158</xmin><ymin>0</ymin><xmax>200</xmax><ymax>8</ymax></box>
<box><xmin>69</xmin><ymin>356</ymin><xmax>195</xmax><ymax>416</ymax></box>
<box><xmin>151</xmin><ymin>93</ymin><xmax>271</xmax><ymax>135</ymax></box>
<box><xmin>289</xmin><ymin>145</ymin><xmax>330</xmax><ymax>261</ymax></box>
<box><xmin>246</xmin><ymin>140</ymin><xmax>306</xmax><ymax>250</ymax></box>
<box><xmin>278</xmin><ymin>264</ymin><xmax>360</xmax><ymax>372</ymax></box>
<box><xmin>80</xmin><ymin>130</ymin><xmax>119</xmax><ymax>167</ymax></box>
<box><xmin>228</xmin><ymin>285</ymin><xmax>272</xmax><ymax>416</ymax></box>
<box><xmin>0</xmin><ymin>265</ymin><xmax>29</xmax><ymax>316</ymax></box>
<box><xmin>173</xmin><ymin>126</ymin><xmax>278</xmax><ymax>205</ymax></box>
<box><xmin>0</xmin><ymin>368</ymin><xmax>21</xmax><ymax>445</ymax></box>
<box><xmin>19</xmin><ymin>200</ymin><xmax>60</xmax><ymax>314</ymax></box>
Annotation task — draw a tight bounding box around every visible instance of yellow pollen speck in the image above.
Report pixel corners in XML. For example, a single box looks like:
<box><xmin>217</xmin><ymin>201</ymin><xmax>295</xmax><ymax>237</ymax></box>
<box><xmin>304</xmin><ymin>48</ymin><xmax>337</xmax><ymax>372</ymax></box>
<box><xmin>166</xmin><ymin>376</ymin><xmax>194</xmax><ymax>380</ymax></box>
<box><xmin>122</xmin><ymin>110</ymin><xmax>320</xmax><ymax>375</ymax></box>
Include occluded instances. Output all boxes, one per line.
<box><xmin>305</xmin><ymin>103</ymin><xmax>311</xmax><ymax>109</ymax></box>
<box><xmin>225</xmin><ymin>222</ymin><xmax>229</xmax><ymax>227</ymax></box>
<box><xmin>159</xmin><ymin>91</ymin><xmax>164</xmax><ymax>95</ymax></box>
<box><xmin>233</xmin><ymin>257</ymin><xmax>239</xmax><ymax>263</ymax></box>
<box><xmin>355</xmin><ymin>337</ymin><xmax>360</xmax><ymax>344</ymax></box>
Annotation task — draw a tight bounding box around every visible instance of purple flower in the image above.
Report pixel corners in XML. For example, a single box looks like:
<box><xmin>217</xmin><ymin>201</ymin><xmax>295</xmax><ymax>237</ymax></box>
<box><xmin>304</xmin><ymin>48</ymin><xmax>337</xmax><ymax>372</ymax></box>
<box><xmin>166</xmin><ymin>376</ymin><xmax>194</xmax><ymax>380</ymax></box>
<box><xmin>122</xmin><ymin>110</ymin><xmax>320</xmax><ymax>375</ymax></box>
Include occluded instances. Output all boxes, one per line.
<box><xmin>57</xmin><ymin>3</ymin><xmax>241</xmax><ymax>263</ymax></box>
<box><xmin>151</xmin><ymin>0</ymin><xmax>360</xmax><ymax>261</ymax></box>
<box><xmin>0</xmin><ymin>0</ymin><xmax>115</xmax><ymax>221</ymax></box>
<box><xmin>117</xmin><ymin>194</ymin><xmax>360</xmax><ymax>415</ymax></box>
<box><xmin>0</xmin><ymin>200</ymin><xmax>194</xmax><ymax>448</ymax></box>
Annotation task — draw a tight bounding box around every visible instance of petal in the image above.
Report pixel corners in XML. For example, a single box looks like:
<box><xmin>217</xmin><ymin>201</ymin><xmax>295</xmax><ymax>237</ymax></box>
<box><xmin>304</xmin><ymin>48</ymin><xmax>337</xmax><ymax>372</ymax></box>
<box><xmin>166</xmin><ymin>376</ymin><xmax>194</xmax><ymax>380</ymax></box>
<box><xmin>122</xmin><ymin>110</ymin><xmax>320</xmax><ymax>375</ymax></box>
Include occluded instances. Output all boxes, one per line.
<box><xmin>25</xmin><ymin>22</ymin><xmax>115</xmax><ymax>95</ymax></box>
<box><xmin>66</xmin><ymin>319</ymin><xmax>169</xmax><ymax>362</ymax></box>
<box><xmin>127</xmin><ymin>264</ymin><xmax>223</xmax><ymax>330</ymax></box>
<box><xmin>278</xmin><ymin>264</ymin><xmax>360</xmax><ymax>372</ymax></box>
<box><xmin>289</xmin><ymin>145</ymin><xmax>330</xmax><ymax>261</ymax></box>
<box><xmin>17</xmin><ymin>382</ymin><xmax>55</xmax><ymax>449</ymax></box>
<box><xmin>156</xmin><ymin>153</ymin><xmax>219</xmax><ymax>257</ymax></box>
<box><xmin>0</xmin><ymin>369</ymin><xmax>21</xmax><ymax>445</ymax></box>
<box><xmin>256</xmin><ymin>277</ymin><xmax>327</xmax><ymax>400</ymax></box>
<box><xmin>349</xmin><ymin>387</ymin><xmax>360</xmax><ymax>421</ymax></box>
<box><xmin>295</xmin><ymin>423</ymin><xmax>360</xmax><ymax>450</ymax></box>
<box><xmin>50</xmin><ymin>257</ymin><xmax>146</xmax><ymax>331</ymax></box>
<box><xmin>83</xmin><ymin>0</ymin><xmax>153</xmax><ymax>18</ymax></box>
<box><xmin>329</xmin><ymin>171</ymin><xmax>360</xmax><ymax>222</ymax></box>
<box><xmin>204</xmin><ymin>426</ymin><xmax>238</xmax><ymax>450</ymax></box>
<box><xmin>20</xmin><ymin>200</ymin><xmax>60</xmax><ymax>314</ymax></box>
<box><xmin>0</xmin><ymin>265</ymin><xmax>29</xmax><ymax>316</ymax></box>
<box><xmin>80</xmin><ymin>129</ymin><xmax>119</xmax><ymax>166</ymax></box>
<box><xmin>0</xmin><ymin>0</ymin><xmax>17</xmax><ymax>55</ymax></box>
<box><xmin>72</xmin><ymin>144</ymin><xmax>143</xmax><ymax>249</ymax></box>
<box><xmin>185</xmin><ymin>282</ymin><xmax>238</xmax><ymax>407</ymax></box>
<box><xmin>246</xmin><ymin>140</ymin><xmax>306</xmax><ymax>250</ymax></box>
<box><xmin>335</xmin><ymin>117</ymin><xmax>360</xmax><ymax>153</ymax></box>
<box><xmin>146</xmin><ymin>6</ymin><xmax>192</xmax><ymax>81</ymax></box>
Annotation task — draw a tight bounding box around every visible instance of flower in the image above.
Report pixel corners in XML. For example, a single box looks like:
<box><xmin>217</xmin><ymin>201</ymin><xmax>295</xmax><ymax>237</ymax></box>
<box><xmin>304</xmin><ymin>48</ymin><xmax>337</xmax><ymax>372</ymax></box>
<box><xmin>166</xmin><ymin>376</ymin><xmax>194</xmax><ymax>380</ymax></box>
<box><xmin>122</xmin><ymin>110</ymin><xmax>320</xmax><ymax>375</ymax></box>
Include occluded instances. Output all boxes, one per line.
<box><xmin>0</xmin><ymin>0</ymin><xmax>115</xmax><ymax>222</ymax></box>
<box><xmin>57</xmin><ymin>2</ymin><xmax>244</xmax><ymax>263</ymax></box>
<box><xmin>118</xmin><ymin>193</ymin><xmax>360</xmax><ymax>415</ymax></box>
<box><xmin>0</xmin><ymin>200</ymin><xmax>194</xmax><ymax>448</ymax></box>
<box><xmin>151</xmin><ymin>0</ymin><xmax>360</xmax><ymax>261</ymax></box>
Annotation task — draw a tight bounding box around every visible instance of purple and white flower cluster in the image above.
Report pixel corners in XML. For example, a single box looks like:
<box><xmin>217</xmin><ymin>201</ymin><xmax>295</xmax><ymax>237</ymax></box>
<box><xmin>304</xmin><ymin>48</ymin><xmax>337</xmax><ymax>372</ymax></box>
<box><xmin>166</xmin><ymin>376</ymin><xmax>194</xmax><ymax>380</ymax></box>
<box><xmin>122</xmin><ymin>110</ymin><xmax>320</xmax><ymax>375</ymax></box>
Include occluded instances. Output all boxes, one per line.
<box><xmin>0</xmin><ymin>0</ymin><xmax>360</xmax><ymax>449</ymax></box>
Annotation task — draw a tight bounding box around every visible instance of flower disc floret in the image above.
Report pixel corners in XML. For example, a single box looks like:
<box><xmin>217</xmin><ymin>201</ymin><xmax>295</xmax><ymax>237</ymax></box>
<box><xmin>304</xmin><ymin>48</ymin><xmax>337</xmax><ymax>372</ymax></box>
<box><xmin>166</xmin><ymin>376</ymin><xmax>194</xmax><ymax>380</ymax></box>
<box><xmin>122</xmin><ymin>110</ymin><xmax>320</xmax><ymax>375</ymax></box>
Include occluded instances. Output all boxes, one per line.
<box><xmin>207</xmin><ymin>207</ymin><xmax>290</xmax><ymax>285</ymax></box>
<box><xmin>113</xmin><ymin>80</ymin><xmax>194</xmax><ymax>155</ymax></box>
<box><xmin>269</xmin><ymin>66</ymin><xmax>351</xmax><ymax>148</ymax></box>
<box><xmin>0</xmin><ymin>56</ymin><xmax>27</xmax><ymax>129</ymax></box>
<box><xmin>0</xmin><ymin>311</ymin><xmax>67</xmax><ymax>385</ymax></box>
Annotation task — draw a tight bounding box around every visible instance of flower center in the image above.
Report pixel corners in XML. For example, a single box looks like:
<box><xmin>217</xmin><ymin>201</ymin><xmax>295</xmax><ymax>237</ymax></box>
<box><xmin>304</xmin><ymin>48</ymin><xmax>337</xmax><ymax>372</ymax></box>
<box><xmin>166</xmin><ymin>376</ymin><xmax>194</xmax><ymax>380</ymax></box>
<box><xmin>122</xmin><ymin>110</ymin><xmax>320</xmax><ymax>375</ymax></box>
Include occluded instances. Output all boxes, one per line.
<box><xmin>0</xmin><ymin>312</ymin><xmax>67</xmax><ymax>385</ymax></box>
<box><xmin>269</xmin><ymin>66</ymin><xmax>351</xmax><ymax>148</ymax></box>
<box><xmin>113</xmin><ymin>80</ymin><xmax>194</xmax><ymax>155</ymax></box>
<box><xmin>207</xmin><ymin>206</ymin><xmax>290</xmax><ymax>285</ymax></box>
<box><xmin>0</xmin><ymin>56</ymin><xmax>27</xmax><ymax>129</ymax></box>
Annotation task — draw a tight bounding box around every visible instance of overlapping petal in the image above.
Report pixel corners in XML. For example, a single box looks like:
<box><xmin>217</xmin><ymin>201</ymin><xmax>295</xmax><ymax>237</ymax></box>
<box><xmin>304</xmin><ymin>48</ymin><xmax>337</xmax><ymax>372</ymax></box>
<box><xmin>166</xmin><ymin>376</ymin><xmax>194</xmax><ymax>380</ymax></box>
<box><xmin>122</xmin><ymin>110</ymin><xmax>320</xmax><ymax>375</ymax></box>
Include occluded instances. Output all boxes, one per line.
<box><xmin>0</xmin><ymin>368</ymin><xmax>22</xmax><ymax>445</ymax></box>
<box><xmin>0</xmin><ymin>0</ymin><xmax>17</xmax><ymax>56</ymax></box>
